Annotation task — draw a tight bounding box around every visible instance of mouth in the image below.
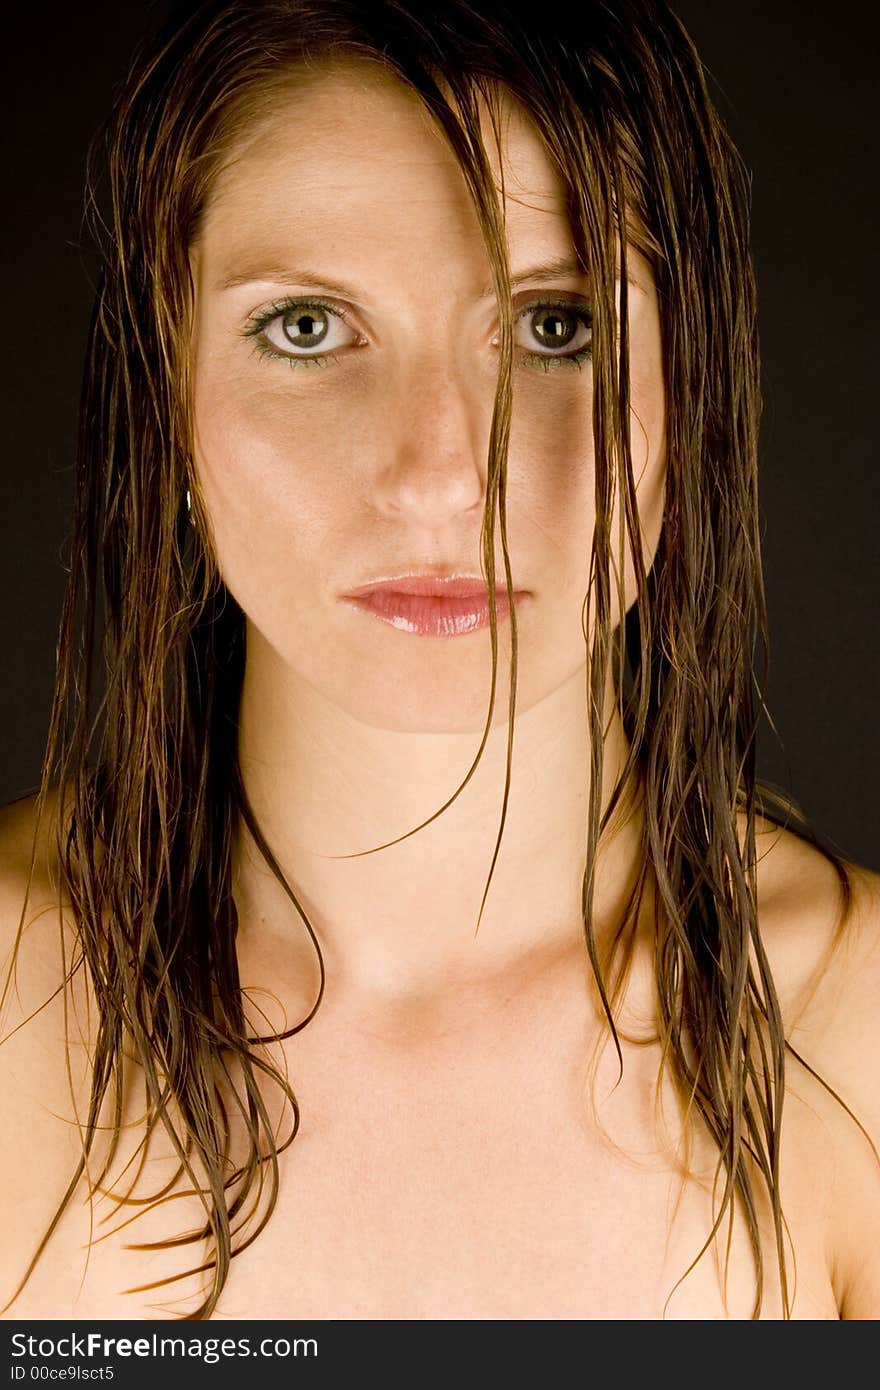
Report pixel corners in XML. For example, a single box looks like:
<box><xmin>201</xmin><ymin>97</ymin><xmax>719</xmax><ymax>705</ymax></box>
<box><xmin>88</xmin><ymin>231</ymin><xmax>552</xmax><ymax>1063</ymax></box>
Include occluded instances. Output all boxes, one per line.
<box><xmin>340</xmin><ymin>572</ymin><xmax>528</xmax><ymax>638</ymax></box>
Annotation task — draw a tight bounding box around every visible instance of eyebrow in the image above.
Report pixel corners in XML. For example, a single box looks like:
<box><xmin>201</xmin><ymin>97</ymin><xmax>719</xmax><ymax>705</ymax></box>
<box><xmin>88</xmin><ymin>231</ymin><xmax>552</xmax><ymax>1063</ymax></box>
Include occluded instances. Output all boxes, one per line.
<box><xmin>218</xmin><ymin>254</ymin><xmax>627</xmax><ymax>298</ymax></box>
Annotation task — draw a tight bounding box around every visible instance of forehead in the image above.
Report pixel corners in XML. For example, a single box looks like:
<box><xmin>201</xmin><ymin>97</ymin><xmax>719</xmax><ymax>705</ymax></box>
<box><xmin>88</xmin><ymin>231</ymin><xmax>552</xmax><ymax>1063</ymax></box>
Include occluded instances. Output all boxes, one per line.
<box><xmin>195</xmin><ymin>62</ymin><xmax>573</xmax><ymax>276</ymax></box>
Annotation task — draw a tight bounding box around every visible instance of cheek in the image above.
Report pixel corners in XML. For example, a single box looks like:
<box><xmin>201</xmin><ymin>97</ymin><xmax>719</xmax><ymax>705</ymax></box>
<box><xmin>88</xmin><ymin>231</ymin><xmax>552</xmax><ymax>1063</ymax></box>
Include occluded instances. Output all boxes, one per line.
<box><xmin>507</xmin><ymin>374</ymin><xmax>597</xmax><ymax>566</ymax></box>
<box><xmin>191</xmin><ymin>367</ymin><xmax>353</xmax><ymax>598</ymax></box>
<box><xmin>508</xmin><ymin>351</ymin><xmax>666</xmax><ymax>636</ymax></box>
<box><xmin>610</xmin><ymin>367</ymin><xmax>667</xmax><ymax>624</ymax></box>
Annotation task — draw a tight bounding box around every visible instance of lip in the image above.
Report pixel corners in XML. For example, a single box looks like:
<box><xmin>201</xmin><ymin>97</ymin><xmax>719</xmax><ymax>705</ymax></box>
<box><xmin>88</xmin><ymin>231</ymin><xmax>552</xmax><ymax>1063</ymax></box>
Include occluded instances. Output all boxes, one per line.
<box><xmin>341</xmin><ymin>572</ymin><xmax>528</xmax><ymax>638</ymax></box>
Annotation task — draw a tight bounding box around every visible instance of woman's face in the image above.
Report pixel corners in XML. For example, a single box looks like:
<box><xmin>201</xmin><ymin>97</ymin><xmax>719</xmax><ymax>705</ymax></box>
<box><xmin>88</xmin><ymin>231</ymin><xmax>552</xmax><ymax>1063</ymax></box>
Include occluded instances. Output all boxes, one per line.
<box><xmin>190</xmin><ymin>63</ymin><xmax>666</xmax><ymax>732</ymax></box>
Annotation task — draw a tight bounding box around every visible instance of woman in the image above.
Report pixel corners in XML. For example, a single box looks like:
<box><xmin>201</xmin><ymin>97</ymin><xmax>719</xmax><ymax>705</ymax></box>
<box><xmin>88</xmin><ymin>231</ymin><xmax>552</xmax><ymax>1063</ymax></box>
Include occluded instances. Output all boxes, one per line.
<box><xmin>1</xmin><ymin>0</ymin><xmax>878</xmax><ymax>1321</ymax></box>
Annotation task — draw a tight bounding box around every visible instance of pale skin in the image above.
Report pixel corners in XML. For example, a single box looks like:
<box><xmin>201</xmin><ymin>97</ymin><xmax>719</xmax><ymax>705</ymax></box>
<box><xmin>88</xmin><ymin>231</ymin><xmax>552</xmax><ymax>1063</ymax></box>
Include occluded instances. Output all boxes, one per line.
<box><xmin>193</xmin><ymin>64</ymin><xmax>665</xmax><ymax>1027</ymax></box>
<box><xmin>1</xmin><ymin>62</ymin><xmax>879</xmax><ymax>1320</ymax></box>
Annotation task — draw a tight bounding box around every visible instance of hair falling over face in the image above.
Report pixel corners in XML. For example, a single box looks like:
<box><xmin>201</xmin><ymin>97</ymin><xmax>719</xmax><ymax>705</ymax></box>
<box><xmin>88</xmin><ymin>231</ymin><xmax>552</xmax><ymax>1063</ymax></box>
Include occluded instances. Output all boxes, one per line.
<box><xmin>1</xmin><ymin>0</ymin><xmax>865</xmax><ymax>1320</ymax></box>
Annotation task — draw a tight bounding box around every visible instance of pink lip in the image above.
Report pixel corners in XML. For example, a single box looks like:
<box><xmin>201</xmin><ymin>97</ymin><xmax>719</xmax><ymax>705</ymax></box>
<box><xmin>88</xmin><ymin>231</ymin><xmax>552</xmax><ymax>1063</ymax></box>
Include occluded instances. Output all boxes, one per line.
<box><xmin>341</xmin><ymin>574</ymin><xmax>527</xmax><ymax>638</ymax></box>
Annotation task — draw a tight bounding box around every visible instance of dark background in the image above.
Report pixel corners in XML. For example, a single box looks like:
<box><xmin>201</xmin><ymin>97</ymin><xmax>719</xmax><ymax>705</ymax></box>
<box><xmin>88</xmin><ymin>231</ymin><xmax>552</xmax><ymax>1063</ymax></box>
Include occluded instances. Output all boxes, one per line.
<box><xmin>0</xmin><ymin>1</ymin><xmax>877</xmax><ymax>869</ymax></box>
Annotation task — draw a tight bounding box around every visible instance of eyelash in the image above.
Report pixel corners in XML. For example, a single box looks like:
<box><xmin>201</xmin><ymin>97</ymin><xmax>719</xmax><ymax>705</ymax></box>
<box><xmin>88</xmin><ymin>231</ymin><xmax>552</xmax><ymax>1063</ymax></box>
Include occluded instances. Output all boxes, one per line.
<box><xmin>242</xmin><ymin>296</ymin><xmax>594</xmax><ymax>373</ymax></box>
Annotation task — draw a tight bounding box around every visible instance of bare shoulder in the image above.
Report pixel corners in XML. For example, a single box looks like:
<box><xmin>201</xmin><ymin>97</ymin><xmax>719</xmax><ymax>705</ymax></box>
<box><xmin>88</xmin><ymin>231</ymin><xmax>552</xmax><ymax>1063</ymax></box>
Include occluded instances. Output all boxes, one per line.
<box><xmin>0</xmin><ymin>787</ymin><xmax>95</xmax><ymax>1315</ymax></box>
<box><xmin>0</xmin><ymin>786</ymin><xmax>79</xmax><ymax>1004</ymax></box>
<box><xmin>747</xmin><ymin>811</ymin><xmax>880</xmax><ymax>1319</ymax></box>
<box><xmin>0</xmin><ymin>786</ymin><xmax>74</xmax><ymax>1009</ymax></box>
<box><xmin>747</xmin><ymin>811</ymin><xmax>879</xmax><ymax>1046</ymax></box>
<box><xmin>0</xmin><ymin>783</ymin><xmax>91</xmax><ymax>1086</ymax></box>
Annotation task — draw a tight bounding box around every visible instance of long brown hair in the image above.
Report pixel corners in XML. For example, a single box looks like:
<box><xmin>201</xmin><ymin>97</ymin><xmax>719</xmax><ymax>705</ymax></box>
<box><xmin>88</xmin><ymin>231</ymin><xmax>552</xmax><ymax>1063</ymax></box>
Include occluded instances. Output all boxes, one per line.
<box><xmin>2</xmin><ymin>0</ymin><xmax>861</xmax><ymax>1319</ymax></box>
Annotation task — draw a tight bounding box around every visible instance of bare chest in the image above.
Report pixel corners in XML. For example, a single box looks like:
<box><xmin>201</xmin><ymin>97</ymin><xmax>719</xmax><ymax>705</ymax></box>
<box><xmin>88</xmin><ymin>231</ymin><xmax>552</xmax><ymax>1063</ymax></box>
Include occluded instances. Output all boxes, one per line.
<box><xmin>8</xmin><ymin>1017</ymin><xmax>839</xmax><ymax>1321</ymax></box>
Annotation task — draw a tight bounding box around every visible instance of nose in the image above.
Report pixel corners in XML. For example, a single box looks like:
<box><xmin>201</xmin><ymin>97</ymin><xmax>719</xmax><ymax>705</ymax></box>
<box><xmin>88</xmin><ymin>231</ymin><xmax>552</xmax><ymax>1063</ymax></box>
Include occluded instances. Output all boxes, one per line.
<box><xmin>374</xmin><ymin>353</ymin><xmax>488</xmax><ymax>525</ymax></box>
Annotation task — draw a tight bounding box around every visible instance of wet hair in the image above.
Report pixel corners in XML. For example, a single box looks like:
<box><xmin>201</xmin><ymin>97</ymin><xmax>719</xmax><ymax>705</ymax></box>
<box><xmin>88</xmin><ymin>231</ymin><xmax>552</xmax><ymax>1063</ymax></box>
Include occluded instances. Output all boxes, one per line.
<box><xmin>2</xmin><ymin>0</ymin><xmax>862</xmax><ymax>1319</ymax></box>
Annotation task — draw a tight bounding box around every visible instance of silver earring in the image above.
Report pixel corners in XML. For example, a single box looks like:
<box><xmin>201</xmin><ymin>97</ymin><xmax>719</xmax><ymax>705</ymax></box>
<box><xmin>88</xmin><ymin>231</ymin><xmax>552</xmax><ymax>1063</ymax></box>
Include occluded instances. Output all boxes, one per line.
<box><xmin>185</xmin><ymin>488</ymin><xmax>192</xmax><ymax>516</ymax></box>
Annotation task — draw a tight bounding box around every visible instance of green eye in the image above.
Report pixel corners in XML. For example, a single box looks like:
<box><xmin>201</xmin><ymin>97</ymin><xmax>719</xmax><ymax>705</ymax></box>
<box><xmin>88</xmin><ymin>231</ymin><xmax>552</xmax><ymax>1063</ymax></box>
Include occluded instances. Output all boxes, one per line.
<box><xmin>243</xmin><ymin>294</ymin><xmax>594</xmax><ymax>372</ymax></box>
<box><xmin>517</xmin><ymin>300</ymin><xmax>593</xmax><ymax>371</ymax></box>
<box><xmin>245</xmin><ymin>297</ymin><xmax>354</xmax><ymax>369</ymax></box>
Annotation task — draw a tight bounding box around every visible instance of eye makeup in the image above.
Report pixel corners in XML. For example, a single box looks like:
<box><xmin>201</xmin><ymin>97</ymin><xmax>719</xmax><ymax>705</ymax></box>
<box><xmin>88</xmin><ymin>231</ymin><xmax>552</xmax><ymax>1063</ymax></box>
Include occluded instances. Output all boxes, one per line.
<box><xmin>241</xmin><ymin>293</ymin><xmax>593</xmax><ymax>372</ymax></box>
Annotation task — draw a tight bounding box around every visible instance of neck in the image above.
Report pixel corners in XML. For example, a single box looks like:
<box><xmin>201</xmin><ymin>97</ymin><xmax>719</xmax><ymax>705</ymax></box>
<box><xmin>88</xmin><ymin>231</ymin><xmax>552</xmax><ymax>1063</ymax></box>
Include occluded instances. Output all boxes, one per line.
<box><xmin>232</xmin><ymin>624</ymin><xmax>646</xmax><ymax>1017</ymax></box>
